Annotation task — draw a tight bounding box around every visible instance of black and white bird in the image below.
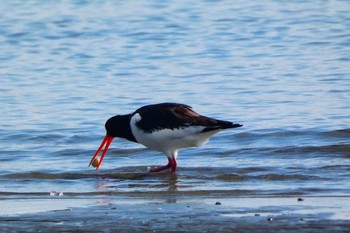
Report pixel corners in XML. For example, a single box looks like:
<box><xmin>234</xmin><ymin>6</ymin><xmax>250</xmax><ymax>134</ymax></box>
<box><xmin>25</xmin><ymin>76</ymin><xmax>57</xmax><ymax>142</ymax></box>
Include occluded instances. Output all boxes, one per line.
<box><xmin>89</xmin><ymin>103</ymin><xmax>242</xmax><ymax>173</ymax></box>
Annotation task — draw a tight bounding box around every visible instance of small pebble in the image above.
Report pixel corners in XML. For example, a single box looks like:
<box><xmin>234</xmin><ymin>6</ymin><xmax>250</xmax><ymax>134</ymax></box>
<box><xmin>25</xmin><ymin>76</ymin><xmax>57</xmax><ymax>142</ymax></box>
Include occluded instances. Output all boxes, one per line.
<box><xmin>215</xmin><ymin>201</ymin><xmax>222</xmax><ymax>205</ymax></box>
<box><xmin>297</xmin><ymin>197</ymin><xmax>304</xmax><ymax>202</ymax></box>
<box><xmin>50</xmin><ymin>191</ymin><xmax>64</xmax><ymax>196</ymax></box>
<box><xmin>267</xmin><ymin>217</ymin><xmax>273</xmax><ymax>222</ymax></box>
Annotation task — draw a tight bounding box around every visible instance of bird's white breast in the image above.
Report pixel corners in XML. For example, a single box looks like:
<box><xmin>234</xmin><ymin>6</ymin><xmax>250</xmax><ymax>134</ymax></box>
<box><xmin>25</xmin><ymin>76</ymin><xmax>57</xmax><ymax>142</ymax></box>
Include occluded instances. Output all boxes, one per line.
<box><xmin>130</xmin><ymin>113</ymin><xmax>220</xmax><ymax>153</ymax></box>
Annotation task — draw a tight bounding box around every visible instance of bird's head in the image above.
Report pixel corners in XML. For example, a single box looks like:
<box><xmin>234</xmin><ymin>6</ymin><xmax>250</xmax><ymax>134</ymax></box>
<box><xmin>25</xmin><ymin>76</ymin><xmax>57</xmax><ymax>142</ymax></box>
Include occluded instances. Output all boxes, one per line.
<box><xmin>88</xmin><ymin>115</ymin><xmax>131</xmax><ymax>171</ymax></box>
<box><xmin>104</xmin><ymin>115</ymin><xmax>121</xmax><ymax>137</ymax></box>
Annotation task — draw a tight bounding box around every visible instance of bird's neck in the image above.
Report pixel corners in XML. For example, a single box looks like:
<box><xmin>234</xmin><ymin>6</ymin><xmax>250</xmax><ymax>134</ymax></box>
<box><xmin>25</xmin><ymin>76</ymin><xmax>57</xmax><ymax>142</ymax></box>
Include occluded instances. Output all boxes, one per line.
<box><xmin>117</xmin><ymin>114</ymin><xmax>137</xmax><ymax>143</ymax></box>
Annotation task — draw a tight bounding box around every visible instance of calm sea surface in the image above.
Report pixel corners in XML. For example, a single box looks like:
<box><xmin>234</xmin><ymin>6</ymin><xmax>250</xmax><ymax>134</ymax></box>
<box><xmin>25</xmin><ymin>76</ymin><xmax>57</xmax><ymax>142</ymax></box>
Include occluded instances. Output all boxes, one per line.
<box><xmin>1</xmin><ymin>0</ymin><xmax>350</xmax><ymax>215</ymax></box>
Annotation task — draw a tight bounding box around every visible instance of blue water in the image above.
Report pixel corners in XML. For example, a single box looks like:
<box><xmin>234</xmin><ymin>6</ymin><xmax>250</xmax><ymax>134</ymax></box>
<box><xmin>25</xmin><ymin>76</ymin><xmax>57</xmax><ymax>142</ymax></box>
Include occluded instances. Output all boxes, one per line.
<box><xmin>1</xmin><ymin>0</ymin><xmax>350</xmax><ymax>209</ymax></box>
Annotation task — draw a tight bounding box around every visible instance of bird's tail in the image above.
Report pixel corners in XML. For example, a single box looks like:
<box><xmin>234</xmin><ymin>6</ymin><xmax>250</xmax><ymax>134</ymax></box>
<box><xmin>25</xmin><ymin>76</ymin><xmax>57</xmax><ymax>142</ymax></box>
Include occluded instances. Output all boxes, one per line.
<box><xmin>219</xmin><ymin>121</ymin><xmax>243</xmax><ymax>129</ymax></box>
<box><xmin>202</xmin><ymin>120</ymin><xmax>242</xmax><ymax>133</ymax></box>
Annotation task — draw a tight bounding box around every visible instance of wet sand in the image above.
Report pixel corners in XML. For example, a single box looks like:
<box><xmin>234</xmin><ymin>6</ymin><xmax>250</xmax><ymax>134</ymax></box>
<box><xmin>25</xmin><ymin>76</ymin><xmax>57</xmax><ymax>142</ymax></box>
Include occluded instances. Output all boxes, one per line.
<box><xmin>1</xmin><ymin>194</ymin><xmax>350</xmax><ymax>232</ymax></box>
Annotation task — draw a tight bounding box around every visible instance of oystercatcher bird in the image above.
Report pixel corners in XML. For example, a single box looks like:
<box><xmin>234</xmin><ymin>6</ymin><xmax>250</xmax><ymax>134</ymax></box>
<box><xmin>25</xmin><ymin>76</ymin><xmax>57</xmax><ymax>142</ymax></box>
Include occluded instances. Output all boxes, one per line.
<box><xmin>89</xmin><ymin>103</ymin><xmax>242</xmax><ymax>173</ymax></box>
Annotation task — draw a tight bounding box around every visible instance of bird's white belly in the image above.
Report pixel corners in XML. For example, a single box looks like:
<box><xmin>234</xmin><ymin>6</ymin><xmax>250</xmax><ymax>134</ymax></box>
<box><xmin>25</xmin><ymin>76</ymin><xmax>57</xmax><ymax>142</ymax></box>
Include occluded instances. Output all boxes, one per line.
<box><xmin>130</xmin><ymin>114</ymin><xmax>219</xmax><ymax>152</ymax></box>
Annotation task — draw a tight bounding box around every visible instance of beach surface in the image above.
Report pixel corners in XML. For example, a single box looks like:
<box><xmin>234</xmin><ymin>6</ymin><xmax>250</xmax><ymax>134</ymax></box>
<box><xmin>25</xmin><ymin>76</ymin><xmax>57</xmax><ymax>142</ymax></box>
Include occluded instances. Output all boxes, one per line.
<box><xmin>1</xmin><ymin>188</ymin><xmax>350</xmax><ymax>232</ymax></box>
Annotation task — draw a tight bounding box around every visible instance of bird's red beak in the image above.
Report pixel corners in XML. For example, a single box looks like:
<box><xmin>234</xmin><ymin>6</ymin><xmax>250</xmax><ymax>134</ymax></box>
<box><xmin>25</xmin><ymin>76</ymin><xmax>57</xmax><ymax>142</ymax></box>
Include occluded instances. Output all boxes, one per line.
<box><xmin>89</xmin><ymin>134</ymin><xmax>114</xmax><ymax>171</ymax></box>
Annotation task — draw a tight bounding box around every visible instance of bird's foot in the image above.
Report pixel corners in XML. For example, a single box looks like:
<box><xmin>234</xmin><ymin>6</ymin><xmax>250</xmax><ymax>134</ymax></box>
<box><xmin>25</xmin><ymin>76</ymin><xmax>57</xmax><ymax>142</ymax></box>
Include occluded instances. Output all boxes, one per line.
<box><xmin>148</xmin><ymin>157</ymin><xmax>177</xmax><ymax>173</ymax></box>
<box><xmin>148</xmin><ymin>164</ymin><xmax>171</xmax><ymax>173</ymax></box>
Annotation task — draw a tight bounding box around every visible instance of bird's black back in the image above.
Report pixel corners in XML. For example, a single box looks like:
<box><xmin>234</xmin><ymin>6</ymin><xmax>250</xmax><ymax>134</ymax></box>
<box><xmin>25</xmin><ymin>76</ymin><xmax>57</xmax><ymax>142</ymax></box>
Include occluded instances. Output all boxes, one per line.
<box><xmin>134</xmin><ymin>103</ymin><xmax>242</xmax><ymax>133</ymax></box>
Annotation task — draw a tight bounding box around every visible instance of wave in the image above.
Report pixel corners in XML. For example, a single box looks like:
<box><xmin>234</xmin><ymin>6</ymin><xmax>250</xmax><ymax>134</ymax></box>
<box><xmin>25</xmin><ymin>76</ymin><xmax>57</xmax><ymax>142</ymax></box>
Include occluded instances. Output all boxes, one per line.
<box><xmin>1</xmin><ymin>164</ymin><xmax>346</xmax><ymax>181</ymax></box>
<box><xmin>230</xmin><ymin>128</ymin><xmax>350</xmax><ymax>139</ymax></box>
<box><xmin>1</xmin><ymin>189</ymin><xmax>349</xmax><ymax>198</ymax></box>
<box><xmin>216</xmin><ymin>143</ymin><xmax>350</xmax><ymax>158</ymax></box>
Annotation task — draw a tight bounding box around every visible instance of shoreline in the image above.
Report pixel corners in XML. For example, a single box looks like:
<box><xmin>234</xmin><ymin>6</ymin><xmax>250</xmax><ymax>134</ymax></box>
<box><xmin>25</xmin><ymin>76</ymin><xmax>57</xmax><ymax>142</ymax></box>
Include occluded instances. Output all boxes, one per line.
<box><xmin>1</xmin><ymin>195</ymin><xmax>349</xmax><ymax>232</ymax></box>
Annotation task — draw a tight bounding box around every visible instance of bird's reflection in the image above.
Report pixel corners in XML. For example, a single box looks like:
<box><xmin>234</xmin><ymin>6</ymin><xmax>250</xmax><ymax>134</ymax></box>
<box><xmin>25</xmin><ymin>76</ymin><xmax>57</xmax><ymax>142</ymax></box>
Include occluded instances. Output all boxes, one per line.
<box><xmin>92</xmin><ymin>170</ymin><xmax>181</xmax><ymax>205</ymax></box>
<box><xmin>164</xmin><ymin>173</ymin><xmax>179</xmax><ymax>203</ymax></box>
<box><xmin>93</xmin><ymin>168</ymin><xmax>179</xmax><ymax>193</ymax></box>
<box><xmin>165</xmin><ymin>173</ymin><xmax>178</xmax><ymax>192</ymax></box>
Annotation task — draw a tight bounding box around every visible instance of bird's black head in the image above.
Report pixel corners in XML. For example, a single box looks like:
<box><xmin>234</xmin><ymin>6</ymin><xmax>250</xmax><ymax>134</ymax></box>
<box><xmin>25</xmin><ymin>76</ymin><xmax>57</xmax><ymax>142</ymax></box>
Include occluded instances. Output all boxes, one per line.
<box><xmin>105</xmin><ymin>114</ymin><xmax>136</xmax><ymax>142</ymax></box>
<box><xmin>105</xmin><ymin>115</ymin><xmax>126</xmax><ymax>138</ymax></box>
<box><xmin>89</xmin><ymin>114</ymin><xmax>136</xmax><ymax>171</ymax></box>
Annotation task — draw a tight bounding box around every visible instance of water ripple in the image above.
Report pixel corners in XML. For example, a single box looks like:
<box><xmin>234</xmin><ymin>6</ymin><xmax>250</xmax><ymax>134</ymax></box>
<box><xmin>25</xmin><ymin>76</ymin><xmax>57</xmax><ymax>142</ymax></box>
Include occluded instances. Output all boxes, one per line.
<box><xmin>1</xmin><ymin>0</ymin><xmax>350</xmax><ymax>198</ymax></box>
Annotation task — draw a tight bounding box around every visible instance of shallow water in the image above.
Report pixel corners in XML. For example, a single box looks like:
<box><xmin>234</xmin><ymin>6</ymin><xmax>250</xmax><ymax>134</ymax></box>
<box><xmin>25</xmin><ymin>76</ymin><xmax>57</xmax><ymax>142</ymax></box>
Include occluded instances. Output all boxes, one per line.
<box><xmin>1</xmin><ymin>0</ymin><xmax>350</xmax><ymax>218</ymax></box>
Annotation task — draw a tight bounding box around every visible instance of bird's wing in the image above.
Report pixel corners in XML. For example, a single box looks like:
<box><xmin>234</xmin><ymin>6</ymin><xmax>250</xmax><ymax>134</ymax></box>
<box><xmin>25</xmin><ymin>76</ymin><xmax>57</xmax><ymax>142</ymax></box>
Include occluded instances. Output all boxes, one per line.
<box><xmin>134</xmin><ymin>103</ymin><xmax>235</xmax><ymax>133</ymax></box>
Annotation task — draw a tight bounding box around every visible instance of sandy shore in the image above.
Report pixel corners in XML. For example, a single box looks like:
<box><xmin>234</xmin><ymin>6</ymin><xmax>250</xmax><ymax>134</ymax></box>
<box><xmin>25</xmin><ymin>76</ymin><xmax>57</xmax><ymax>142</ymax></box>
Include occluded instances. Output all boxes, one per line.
<box><xmin>1</xmin><ymin>194</ymin><xmax>350</xmax><ymax>232</ymax></box>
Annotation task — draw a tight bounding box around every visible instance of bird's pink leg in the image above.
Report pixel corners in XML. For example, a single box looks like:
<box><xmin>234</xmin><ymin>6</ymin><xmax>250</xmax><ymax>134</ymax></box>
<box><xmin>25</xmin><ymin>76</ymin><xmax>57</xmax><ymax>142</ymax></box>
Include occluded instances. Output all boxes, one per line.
<box><xmin>170</xmin><ymin>157</ymin><xmax>177</xmax><ymax>172</ymax></box>
<box><xmin>149</xmin><ymin>157</ymin><xmax>176</xmax><ymax>173</ymax></box>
